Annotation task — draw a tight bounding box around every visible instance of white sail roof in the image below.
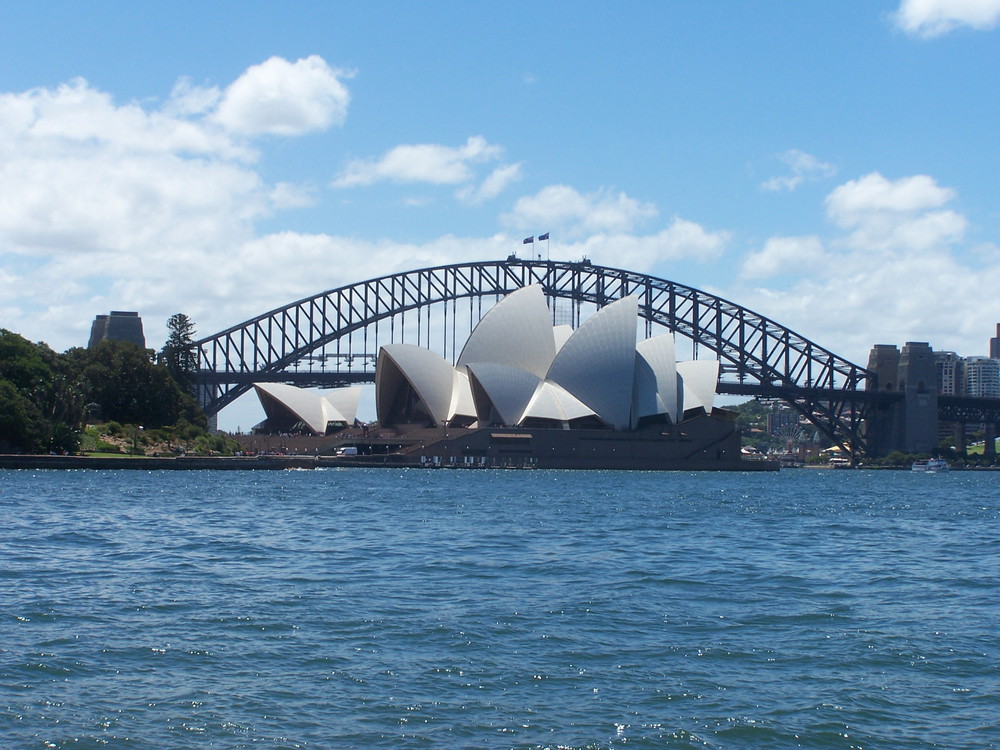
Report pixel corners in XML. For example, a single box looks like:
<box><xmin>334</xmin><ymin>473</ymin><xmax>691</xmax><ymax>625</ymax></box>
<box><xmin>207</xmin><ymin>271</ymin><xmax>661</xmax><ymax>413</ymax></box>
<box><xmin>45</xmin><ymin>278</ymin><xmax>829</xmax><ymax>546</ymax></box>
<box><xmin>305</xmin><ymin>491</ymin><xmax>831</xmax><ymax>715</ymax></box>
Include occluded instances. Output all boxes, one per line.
<box><xmin>253</xmin><ymin>382</ymin><xmax>356</xmax><ymax>434</ymax></box>
<box><xmin>522</xmin><ymin>380</ymin><xmax>595</xmax><ymax>422</ymax></box>
<box><xmin>676</xmin><ymin>359</ymin><xmax>719</xmax><ymax>413</ymax></box>
<box><xmin>376</xmin><ymin>344</ymin><xmax>456</xmax><ymax>427</ymax></box>
<box><xmin>545</xmin><ymin>296</ymin><xmax>639</xmax><ymax>430</ymax></box>
<box><xmin>449</xmin><ymin>369</ymin><xmax>477</xmax><ymax>422</ymax></box>
<box><xmin>371</xmin><ymin>287</ymin><xmax>721</xmax><ymax>433</ymax></box>
<box><xmin>633</xmin><ymin>334</ymin><xmax>679</xmax><ymax>424</ymax></box>
<box><xmin>324</xmin><ymin>386</ymin><xmax>361</xmax><ymax>425</ymax></box>
<box><xmin>457</xmin><ymin>284</ymin><xmax>556</xmax><ymax>379</ymax></box>
<box><xmin>466</xmin><ymin>362</ymin><xmax>541</xmax><ymax>425</ymax></box>
<box><xmin>552</xmin><ymin>325</ymin><xmax>574</xmax><ymax>353</ymax></box>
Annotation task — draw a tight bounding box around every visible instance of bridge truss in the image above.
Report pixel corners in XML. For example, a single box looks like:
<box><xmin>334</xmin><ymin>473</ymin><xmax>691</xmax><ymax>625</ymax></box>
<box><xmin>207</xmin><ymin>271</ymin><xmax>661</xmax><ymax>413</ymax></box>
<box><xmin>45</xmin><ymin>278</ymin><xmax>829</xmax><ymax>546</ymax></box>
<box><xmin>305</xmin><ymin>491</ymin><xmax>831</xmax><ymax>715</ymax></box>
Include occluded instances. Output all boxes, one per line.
<box><xmin>188</xmin><ymin>259</ymin><xmax>877</xmax><ymax>457</ymax></box>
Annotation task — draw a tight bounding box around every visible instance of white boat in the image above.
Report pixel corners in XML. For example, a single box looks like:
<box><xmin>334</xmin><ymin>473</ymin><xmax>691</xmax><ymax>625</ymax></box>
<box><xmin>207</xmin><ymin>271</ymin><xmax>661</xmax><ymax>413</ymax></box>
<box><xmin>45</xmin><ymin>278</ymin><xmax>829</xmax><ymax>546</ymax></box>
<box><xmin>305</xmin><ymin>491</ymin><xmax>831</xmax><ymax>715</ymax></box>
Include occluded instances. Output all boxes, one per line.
<box><xmin>911</xmin><ymin>458</ymin><xmax>950</xmax><ymax>473</ymax></box>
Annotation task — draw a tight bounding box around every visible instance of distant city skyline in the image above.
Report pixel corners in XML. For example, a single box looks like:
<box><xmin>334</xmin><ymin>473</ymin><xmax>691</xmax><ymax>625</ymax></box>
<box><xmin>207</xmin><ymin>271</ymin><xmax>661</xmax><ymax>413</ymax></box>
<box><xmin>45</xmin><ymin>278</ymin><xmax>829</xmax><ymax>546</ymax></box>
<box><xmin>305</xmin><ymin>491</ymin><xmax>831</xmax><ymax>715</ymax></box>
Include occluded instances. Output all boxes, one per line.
<box><xmin>2</xmin><ymin>1</ymin><xmax>999</xmax><ymax>431</ymax></box>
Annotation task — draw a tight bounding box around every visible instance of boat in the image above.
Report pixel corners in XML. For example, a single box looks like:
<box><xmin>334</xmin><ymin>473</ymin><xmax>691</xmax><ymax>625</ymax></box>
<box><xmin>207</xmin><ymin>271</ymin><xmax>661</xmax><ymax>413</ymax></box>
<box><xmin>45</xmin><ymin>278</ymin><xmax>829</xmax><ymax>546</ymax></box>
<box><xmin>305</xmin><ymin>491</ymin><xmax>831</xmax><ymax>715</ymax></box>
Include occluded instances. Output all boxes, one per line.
<box><xmin>911</xmin><ymin>458</ymin><xmax>950</xmax><ymax>473</ymax></box>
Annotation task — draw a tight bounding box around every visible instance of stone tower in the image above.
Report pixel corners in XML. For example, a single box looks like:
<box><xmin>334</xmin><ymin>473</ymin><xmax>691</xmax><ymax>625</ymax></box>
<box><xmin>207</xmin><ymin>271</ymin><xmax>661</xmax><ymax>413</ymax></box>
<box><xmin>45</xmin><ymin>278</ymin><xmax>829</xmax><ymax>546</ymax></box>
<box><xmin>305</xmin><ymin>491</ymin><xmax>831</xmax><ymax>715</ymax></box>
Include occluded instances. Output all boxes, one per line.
<box><xmin>865</xmin><ymin>342</ymin><xmax>938</xmax><ymax>455</ymax></box>
<box><xmin>88</xmin><ymin>311</ymin><xmax>146</xmax><ymax>349</ymax></box>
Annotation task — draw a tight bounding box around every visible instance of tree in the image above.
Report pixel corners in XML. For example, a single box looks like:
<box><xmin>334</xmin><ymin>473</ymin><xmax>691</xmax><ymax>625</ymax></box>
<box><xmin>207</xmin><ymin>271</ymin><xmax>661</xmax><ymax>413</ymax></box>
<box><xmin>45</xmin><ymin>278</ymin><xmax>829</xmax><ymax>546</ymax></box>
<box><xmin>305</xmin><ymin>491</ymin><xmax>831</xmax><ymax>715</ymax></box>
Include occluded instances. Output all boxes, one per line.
<box><xmin>0</xmin><ymin>379</ymin><xmax>48</xmax><ymax>452</ymax></box>
<box><xmin>0</xmin><ymin>326</ymin><xmax>212</xmax><ymax>454</ymax></box>
<box><xmin>161</xmin><ymin>313</ymin><xmax>197</xmax><ymax>389</ymax></box>
<box><xmin>0</xmin><ymin>329</ymin><xmax>81</xmax><ymax>452</ymax></box>
<box><xmin>70</xmin><ymin>339</ymin><xmax>206</xmax><ymax>429</ymax></box>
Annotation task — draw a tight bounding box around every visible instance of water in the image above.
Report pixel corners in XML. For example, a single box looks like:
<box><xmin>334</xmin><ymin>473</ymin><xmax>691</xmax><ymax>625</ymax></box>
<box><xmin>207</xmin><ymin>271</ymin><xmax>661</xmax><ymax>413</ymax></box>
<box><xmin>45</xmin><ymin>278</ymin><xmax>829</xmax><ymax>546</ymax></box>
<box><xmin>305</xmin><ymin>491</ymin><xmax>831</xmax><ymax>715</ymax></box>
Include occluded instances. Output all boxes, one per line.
<box><xmin>1</xmin><ymin>468</ymin><xmax>998</xmax><ymax>749</ymax></box>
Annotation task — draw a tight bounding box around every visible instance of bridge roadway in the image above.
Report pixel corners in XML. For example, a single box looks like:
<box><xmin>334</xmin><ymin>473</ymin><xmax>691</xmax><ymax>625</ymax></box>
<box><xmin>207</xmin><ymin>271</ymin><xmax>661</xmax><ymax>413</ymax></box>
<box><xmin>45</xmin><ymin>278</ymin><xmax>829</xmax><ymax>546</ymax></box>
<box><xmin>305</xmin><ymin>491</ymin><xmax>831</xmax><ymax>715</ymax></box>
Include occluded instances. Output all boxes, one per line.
<box><xmin>185</xmin><ymin>258</ymin><xmax>1000</xmax><ymax>459</ymax></box>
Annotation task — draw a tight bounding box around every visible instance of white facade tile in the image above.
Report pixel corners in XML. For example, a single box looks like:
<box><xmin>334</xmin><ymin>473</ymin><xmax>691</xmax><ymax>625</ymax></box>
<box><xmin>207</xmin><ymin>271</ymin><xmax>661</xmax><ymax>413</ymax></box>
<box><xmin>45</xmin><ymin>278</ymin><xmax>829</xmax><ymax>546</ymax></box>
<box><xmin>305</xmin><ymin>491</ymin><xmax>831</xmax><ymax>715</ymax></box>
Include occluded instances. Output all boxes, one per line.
<box><xmin>457</xmin><ymin>284</ymin><xmax>556</xmax><ymax>379</ymax></box>
<box><xmin>546</xmin><ymin>296</ymin><xmax>639</xmax><ymax>430</ymax></box>
<box><xmin>676</xmin><ymin>360</ymin><xmax>719</xmax><ymax>414</ymax></box>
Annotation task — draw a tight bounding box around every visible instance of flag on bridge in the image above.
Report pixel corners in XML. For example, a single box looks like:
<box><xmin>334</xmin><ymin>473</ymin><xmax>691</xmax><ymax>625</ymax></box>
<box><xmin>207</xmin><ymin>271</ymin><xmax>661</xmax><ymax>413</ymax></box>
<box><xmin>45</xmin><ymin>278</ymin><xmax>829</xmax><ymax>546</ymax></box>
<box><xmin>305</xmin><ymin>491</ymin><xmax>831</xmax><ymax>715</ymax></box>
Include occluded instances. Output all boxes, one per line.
<box><xmin>539</xmin><ymin>232</ymin><xmax>549</xmax><ymax>241</ymax></box>
<box><xmin>523</xmin><ymin>236</ymin><xmax>534</xmax><ymax>244</ymax></box>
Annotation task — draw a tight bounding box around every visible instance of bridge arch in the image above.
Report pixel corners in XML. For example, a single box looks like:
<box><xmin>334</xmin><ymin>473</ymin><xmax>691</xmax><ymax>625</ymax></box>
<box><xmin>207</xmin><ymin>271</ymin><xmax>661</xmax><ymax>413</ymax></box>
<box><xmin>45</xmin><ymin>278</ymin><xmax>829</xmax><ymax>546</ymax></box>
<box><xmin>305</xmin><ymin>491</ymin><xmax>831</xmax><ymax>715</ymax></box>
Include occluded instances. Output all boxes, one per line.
<box><xmin>189</xmin><ymin>259</ymin><xmax>875</xmax><ymax>455</ymax></box>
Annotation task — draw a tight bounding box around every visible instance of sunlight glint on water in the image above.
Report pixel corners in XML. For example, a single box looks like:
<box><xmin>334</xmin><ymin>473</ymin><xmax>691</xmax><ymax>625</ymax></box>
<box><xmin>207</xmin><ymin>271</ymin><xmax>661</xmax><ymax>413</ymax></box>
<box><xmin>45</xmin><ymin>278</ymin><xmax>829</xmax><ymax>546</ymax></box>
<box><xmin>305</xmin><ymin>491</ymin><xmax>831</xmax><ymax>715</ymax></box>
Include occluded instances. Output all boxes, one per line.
<box><xmin>1</xmin><ymin>468</ymin><xmax>998</xmax><ymax>749</ymax></box>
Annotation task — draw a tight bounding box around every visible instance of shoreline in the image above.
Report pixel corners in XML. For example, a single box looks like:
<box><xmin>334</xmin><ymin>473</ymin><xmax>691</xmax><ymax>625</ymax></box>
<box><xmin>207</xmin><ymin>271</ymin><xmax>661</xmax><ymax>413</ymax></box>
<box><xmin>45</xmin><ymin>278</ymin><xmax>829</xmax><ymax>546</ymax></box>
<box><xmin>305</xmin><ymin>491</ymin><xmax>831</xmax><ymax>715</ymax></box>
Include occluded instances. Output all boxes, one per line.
<box><xmin>0</xmin><ymin>454</ymin><xmax>334</xmax><ymax>471</ymax></box>
<box><xmin>4</xmin><ymin>454</ymin><xmax>987</xmax><ymax>471</ymax></box>
<box><xmin>0</xmin><ymin>453</ymin><xmax>775</xmax><ymax>471</ymax></box>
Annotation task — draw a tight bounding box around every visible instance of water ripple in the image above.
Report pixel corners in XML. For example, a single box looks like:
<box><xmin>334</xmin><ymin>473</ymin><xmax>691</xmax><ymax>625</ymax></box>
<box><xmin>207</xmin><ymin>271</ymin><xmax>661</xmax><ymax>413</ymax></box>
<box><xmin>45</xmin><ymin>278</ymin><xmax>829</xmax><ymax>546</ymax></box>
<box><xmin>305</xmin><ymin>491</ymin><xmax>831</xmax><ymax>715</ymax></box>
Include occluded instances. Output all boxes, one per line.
<box><xmin>1</xmin><ymin>468</ymin><xmax>998</xmax><ymax>748</ymax></box>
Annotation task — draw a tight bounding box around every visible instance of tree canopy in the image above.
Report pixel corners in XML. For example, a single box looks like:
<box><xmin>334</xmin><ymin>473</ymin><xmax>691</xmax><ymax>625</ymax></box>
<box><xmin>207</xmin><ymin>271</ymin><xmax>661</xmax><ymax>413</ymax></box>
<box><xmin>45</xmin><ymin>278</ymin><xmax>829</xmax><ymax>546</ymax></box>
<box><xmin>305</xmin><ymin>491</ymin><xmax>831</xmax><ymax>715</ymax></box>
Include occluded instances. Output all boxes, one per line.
<box><xmin>161</xmin><ymin>313</ymin><xmax>197</xmax><ymax>387</ymax></box>
<box><xmin>0</xmin><ymin>327</ymin><xmax>206</xmax><ymax>454</ymax></box>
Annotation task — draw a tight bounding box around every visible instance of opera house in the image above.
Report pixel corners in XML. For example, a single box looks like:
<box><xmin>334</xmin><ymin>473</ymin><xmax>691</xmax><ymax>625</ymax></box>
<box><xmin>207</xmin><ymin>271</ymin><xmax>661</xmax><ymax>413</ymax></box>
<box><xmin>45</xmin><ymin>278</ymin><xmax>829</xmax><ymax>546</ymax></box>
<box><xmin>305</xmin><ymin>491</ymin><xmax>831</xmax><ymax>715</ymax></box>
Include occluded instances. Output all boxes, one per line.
<box><xmin>253</xmin><ymin>285</ymin><xmax>759</xmax><ymax>469</ymax></box>
<box><xmin>252</xmin><ymin>381</ymin><xmax>360</xmax><ymax>435</ymax></box>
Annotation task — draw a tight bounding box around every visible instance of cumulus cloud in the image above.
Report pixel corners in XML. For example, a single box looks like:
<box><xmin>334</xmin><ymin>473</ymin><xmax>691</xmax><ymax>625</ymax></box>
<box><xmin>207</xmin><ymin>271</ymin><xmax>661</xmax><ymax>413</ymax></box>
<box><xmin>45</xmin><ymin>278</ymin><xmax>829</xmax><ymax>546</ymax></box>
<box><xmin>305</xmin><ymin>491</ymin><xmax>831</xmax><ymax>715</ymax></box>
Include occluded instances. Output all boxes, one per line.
<box><xmin>332</xmin><ymin>136</ymin><xmax>503</xmax><ymax>187</ymax></box>
<box><xmin>893</xmin><ymin>0</ymin><xmax>1000</xmax><ymax>37</ymax></box>
<box><xmin>0</xmin><ymin>78</ymin><xmax>269</xmax><ymax>258</ymax></box>
<box><xmin>503</xmin><ymin>185</ymin><xmax>659</xmax><ymax>237</ymax></box>
<box><xmin>824</xmin><ymin>172</ymin><xmax>965</xmax><ymax>251</ymax></box>
<box><xmin>0</xmin><ymin>58</ymin><xmax>350</xmax><ymax>348</ymax></box>
<box><xmin>566</xmin><ymin>220</ymin><xmax>729</xmax><ymax>272</ymax></box>
<box><xmin>737</xmin><ymin>253</ymin><xmax>1000</xmax><ymax>365</ymax></box>
<box><xmin>741</xmin><ymin>236</ymin><xmax>826</xmax><ymax>278</ymax></box>
<box><xmin>0</xmin><ymin>78</ymin><xmax>251</xmax><ymax>161</ymax></box>
<box><xmin>734</xmin><ymin>171</ymin><xmax>992</xmax><ymax>365</ymax></box>
<box><xmin>760</xmin><ymin>149</ymin><xmax>837</xmax><ymax>192</ymax></box>
<box><xmin>213</xmin><ymin>55</ymin><xmax>350</xmax><ymax>136</ymax></box>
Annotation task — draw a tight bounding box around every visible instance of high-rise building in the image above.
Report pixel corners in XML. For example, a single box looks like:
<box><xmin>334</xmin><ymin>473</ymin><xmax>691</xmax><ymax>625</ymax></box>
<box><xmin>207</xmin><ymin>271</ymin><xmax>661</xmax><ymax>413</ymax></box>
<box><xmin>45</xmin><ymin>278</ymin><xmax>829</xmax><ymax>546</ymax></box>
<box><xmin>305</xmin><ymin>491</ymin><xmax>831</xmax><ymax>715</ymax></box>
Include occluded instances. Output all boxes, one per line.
<box><xmin>934</xmin><ymin>351</ymin><xmax>964</xmax><ymax>396</ymax></box>
<box><xmin>990</xmin><ymin>324</ymin><xmax>1000</xmax><ymax>359</ymax></box>
<box><xmin>965</xmin><ymin>356</ymin><xmax>1000</xmax><ymax>399</ymax></box>
<box><xmin>88</xmin><ymin>311</ymin><xmax>146</xmax><ymax>349</ymax></box>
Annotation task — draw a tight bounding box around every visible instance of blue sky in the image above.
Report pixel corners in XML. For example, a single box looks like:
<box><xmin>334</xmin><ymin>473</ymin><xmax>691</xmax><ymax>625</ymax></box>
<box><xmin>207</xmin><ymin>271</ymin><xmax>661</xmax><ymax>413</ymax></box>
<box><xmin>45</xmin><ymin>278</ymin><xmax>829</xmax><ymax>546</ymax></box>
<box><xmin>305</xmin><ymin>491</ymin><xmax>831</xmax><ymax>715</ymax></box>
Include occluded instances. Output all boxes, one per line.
<box><xmin>2</xmin><ymin>1</ymin><xmax>1000</xmax><ymax>428</ymax></box>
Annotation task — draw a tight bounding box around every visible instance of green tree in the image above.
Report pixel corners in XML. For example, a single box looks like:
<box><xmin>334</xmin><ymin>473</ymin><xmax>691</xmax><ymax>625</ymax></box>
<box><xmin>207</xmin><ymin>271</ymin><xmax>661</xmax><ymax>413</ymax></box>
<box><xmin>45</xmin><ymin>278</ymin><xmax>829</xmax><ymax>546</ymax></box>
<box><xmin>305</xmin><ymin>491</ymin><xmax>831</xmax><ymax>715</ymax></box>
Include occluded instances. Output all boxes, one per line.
<box><xmin>0</xmin><ymin>326</ymin><xmax>214</xmax><ymax>454</ymax></box>
<box><xmin>0</xmin><ymin>330</ymin><xmax>84</xmax><ymax>452</ymax></box>
<box><xmin>0</xmin><ymin>379</ymin><xmax>49</xmax><ymax>452</ymax></box>
<box><xmin>161</xmin><ymin>313</ymin><xmax>197</xmax><ymax>389</ymax></box>
<box><xmin>0</xmin><ymin>328</ymin><xmax>52</xmax><ymax>398</ymax></box>
<box><xmin>66</xmin><ymin>340</ymin><xmax>205</xmax><ymax>429</ymax></box>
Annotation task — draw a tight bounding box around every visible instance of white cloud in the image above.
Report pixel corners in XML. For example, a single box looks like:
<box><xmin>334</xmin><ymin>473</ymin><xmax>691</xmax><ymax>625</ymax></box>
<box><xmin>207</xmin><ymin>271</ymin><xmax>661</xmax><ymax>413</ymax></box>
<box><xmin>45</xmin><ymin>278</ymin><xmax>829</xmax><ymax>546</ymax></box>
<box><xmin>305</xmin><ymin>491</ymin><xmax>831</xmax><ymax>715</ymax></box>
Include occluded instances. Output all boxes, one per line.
<box><xmin>0</xmin><ymin>152</ymin><xmax>262</xmax><ymax>256</ymax></box>
<box><xmin>824</xmin><ymin>172</ymin><xmax>965</xmax><ymax>251</ymax></box>
<box><xmin>567</xmin><ymin>220</ymin><xmax>729</xmax><ymax>272</ymax></box>
<box><xmin>760</xmin><ymin>149</ymin><xmax>836</xmax><ymax>192</ymax></box>
<box><xmin>741</xmin><ymin>236</ymin><xmax>825</xmax><ymax>278</ymax></box>
<box><xmin>456</xmin><ymin>162</ymin><xmax>523</xmax><ymax>204</ymax></box>
<box><xmin>826</xmin><ymin>172</ymin><xmax>953</xmax><ymax>217</ymax></box>
<box><xmin>893</xmin><ymin>0</ymin><xmax>1000</xmax><ymax>37</ymax></box>
<box><xmin>0</xmin><ymin>78</ymin><xmax>252</xmax><ymax>161</ymax></box>
<box><xmin>164</xmin><ymin>77</ymin><xmax>221</xmax><ymax>117</ymax></box>
<box><xmin>213</xmin><ymin>55</ymin><xmax>351</xmax><ymax>136</ymax></box>
<box><xmin>269</xmin><ymin>182</ymin><xmax>318</xmax><ymax>209</ymax></box>
<box><xmin>0</xmin><ymin>60</ymin><xmax>348</xmax><ymax>348</ymax></box>
<box><xmin>503</xmin><ymin>185</ymin><xmax>659</xmax><ymax>237</ymax></box>
<box><xmin>734</xmin><ymin>171</ymin><xmax>992</xmax><ymax>365</ymax></box>
<box><xmin>737</xmin><ymin>254</ymin><xmax>1000</xmax><ymax>365</ymax></box>
<box><xmin>332</xmin><ymin>136</ymin><xmax>502</xmax><ymax>187</ymax></box>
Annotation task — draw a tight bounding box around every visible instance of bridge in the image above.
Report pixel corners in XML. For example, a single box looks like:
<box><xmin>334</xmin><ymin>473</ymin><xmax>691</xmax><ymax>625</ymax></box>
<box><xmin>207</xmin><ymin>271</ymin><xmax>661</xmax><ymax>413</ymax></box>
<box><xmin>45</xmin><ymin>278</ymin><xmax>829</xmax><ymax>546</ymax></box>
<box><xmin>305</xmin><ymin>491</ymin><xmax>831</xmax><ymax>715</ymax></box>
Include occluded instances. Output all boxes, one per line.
<box><xmin>183</xmin><ymin>258</ymin><xmax>998</xmax><ymax>460</ymax></box>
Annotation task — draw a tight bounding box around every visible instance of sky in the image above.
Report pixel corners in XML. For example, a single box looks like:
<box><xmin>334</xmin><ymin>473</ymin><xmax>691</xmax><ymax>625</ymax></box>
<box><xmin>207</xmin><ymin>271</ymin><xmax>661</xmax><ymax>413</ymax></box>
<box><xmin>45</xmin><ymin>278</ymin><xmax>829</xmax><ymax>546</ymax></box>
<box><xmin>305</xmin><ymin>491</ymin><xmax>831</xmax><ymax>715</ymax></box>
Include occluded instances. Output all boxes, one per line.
<box><xmin>2</xmin><ymin>0</ymin><xmax>1000</xmax><ymax>430</ymax></box>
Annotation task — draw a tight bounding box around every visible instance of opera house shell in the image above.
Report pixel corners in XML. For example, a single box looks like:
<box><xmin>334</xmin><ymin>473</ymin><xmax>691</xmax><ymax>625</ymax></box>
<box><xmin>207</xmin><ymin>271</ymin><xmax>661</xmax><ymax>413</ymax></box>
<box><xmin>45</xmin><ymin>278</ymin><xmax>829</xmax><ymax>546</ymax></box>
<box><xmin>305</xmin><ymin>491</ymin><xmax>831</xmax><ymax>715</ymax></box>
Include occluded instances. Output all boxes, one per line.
<box><xmin>371</xmin><ymin>285</ymin><xmax>747</xmax><ymax>469</ymax></box>
<box><xmin>250</xmin><ymin>285</ymin><xmax>757</xmax><ymax>469</ymax></box>
<box><xmin>376</xmin><ymin>285</ymin><xmax>720</xmax><ymax>432</ymax></box>
<box><xmin>252</xmin><ymin>382</ymin><xmax>361</xmax><ymax>435</ymax></box>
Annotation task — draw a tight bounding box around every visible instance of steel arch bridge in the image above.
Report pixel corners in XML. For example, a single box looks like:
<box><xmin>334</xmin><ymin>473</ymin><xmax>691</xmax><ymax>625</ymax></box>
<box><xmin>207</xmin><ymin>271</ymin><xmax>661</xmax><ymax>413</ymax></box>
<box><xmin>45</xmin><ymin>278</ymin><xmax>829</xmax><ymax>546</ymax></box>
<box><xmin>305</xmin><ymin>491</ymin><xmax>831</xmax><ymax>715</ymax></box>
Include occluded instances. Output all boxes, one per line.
<box><xmin>188</xmin><ymin>258</ymin><xmax>877</xmax><ymax>456</ymax></box>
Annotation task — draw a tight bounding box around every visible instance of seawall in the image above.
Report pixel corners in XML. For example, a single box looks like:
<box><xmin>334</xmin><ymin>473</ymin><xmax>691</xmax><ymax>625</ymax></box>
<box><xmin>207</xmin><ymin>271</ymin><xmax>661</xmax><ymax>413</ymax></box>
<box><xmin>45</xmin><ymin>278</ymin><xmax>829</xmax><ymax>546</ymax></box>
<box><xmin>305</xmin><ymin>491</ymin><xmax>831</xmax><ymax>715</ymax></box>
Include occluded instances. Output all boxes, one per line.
<box><xmin>0</xmin><ymin>455</ymin><xmax>326</xmax><ymax>471</ymax></box>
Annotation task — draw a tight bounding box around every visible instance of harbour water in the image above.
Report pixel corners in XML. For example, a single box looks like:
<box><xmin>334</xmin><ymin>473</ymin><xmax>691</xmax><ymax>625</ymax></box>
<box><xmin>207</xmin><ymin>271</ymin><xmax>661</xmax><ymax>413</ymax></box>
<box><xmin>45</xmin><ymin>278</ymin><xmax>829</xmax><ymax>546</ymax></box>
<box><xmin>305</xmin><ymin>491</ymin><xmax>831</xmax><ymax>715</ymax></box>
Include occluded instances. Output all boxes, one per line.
<box><xmin>1</xmin><ymin>468</ymin><xmax>997</xmax><ymax>749</ymax></box>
